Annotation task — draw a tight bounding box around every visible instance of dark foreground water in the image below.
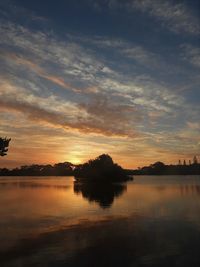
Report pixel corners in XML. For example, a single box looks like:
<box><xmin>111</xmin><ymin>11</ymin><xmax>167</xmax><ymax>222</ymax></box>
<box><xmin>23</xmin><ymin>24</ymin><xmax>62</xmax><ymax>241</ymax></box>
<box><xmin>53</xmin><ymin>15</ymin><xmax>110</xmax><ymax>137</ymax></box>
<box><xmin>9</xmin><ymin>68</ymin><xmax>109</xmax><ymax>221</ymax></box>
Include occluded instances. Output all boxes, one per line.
<box><xmin>0</xmin><ymin>176</ymin><xmax>200</xmax><ymax>267</ymax></box>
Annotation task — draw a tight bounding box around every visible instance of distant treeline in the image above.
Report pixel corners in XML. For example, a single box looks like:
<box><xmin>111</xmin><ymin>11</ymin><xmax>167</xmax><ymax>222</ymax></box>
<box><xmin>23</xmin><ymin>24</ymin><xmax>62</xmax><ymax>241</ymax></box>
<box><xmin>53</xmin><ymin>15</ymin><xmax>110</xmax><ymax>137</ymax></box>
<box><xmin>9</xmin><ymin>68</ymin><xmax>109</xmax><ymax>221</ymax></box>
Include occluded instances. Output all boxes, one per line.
<box><xmin>0</xmin><ymin>157</ymin><xmax>200</xmax><ymax>176</ymax></box>
<box><xmin>130</xmin><ymin>160</ymin><xmax>200</xmax><ymax>175</ymax></box>
<box><xmin>0</xmin><ymin>162</ymin><xmax>74</xmax><ymax>176</ymax></box>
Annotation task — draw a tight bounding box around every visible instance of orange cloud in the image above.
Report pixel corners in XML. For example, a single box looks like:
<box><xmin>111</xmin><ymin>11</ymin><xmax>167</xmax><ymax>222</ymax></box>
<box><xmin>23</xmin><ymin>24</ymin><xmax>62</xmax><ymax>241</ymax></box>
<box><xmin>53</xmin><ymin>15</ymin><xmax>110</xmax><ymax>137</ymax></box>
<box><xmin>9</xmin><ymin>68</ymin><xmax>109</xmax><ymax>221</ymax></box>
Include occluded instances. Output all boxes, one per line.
<box><xmin>0</xmin><ymin>98</ymin><xmax>134</xmax><ymax>138</ymax></box>
<box><xmin>2</xmin><ymin>52</ymin><xmax>81</xmax><ymax>92</ymax></box>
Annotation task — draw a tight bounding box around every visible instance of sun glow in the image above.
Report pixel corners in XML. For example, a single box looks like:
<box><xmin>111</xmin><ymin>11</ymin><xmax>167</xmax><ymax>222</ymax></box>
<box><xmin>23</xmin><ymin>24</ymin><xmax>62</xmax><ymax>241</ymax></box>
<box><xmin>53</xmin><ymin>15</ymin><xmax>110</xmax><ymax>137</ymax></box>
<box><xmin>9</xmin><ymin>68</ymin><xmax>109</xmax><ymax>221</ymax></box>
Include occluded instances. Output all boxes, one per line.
<box><xmin>69</xmin><ymin>157</ymin><xmax>82</xmax><ymax>165</ymax></box>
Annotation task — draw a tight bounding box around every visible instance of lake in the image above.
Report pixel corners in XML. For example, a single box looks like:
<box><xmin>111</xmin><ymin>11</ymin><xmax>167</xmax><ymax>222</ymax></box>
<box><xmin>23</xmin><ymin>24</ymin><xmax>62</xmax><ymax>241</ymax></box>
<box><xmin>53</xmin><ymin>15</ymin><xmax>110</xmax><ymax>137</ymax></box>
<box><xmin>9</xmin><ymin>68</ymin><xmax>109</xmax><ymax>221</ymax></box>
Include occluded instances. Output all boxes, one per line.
<box><xmin>0</xmin><ymin>175</ymin><xmax>200</xmax><ymax>267</ymax></box>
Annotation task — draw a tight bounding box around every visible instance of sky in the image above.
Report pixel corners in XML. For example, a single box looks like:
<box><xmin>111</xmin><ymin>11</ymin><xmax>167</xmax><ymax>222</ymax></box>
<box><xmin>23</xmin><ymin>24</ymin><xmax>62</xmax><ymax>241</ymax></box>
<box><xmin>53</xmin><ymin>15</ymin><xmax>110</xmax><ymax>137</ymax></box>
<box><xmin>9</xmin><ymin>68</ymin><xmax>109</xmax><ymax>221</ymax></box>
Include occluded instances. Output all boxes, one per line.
<box><xmin>0</xmin><ymin>0</ymin><xmax>200</xmax><ymax>169</ymax></box>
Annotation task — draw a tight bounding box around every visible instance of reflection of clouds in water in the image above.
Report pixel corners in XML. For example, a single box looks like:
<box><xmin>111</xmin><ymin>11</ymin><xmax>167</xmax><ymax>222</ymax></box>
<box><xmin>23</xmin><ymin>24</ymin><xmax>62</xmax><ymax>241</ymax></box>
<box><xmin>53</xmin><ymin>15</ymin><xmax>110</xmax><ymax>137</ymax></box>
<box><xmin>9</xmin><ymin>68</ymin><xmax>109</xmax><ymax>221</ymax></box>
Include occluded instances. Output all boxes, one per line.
<box><xmin>1</xmin><ymin>215</ymin><xmax>200</xmax><ymax>267</ymax></box>
<box><xmin>0</xmin><ymin>176</ymin><xmax>200</xmax><ymax>267</ymax></box>
<box><xmin>74</xmin><ymin>182</ymin><xmax>127</xmax><ymax>208</ymax></box>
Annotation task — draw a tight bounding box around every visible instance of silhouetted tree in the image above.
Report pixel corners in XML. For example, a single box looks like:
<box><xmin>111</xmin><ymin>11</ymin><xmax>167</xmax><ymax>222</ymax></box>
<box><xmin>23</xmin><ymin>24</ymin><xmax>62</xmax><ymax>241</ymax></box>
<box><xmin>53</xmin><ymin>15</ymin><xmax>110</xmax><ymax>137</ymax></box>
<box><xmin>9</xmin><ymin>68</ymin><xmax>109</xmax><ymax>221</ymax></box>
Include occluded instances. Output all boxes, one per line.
<box><xmin>74</xmin><ymin>154</ymin><xmax>132</xmax><ymax>182</ymax></box>
<box><xmin>0</xmin><ymin>137</ymin><xmax>11</xmax><ymax>156</ymax></box>
<box><xmin>133</xmin><ymin>158</ymin><xmax>200</xmax><ymax>175</ymax></box>
<box><xmin>151</xmin><ymin>162</ymin><xmax>165</xmax><ymax>169</ymax></box>
<box><xmin>0</xmin><ymin>162</ymin><xmax>74</xmax><ymax>176</ymax></box>
<box><xmin>53</xmin><ymin>162</ymin><xmax>73</xmax><ymax>175</ymax></box>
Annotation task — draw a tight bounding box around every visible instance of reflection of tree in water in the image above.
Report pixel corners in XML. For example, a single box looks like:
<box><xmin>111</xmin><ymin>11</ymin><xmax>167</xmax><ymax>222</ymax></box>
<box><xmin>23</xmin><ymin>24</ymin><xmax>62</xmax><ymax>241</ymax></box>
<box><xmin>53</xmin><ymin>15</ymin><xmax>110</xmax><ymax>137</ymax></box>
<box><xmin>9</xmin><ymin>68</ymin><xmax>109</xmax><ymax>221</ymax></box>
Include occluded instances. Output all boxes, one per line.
<box><xmin>180</xmin><ymin>184</ymin><xmax>200</xmax><ymax>196</ymax></box>
<box><xmin>0</xmin><ymin>181</ymin><xmax>69</xmax><ymax>190</ymax></box>
<box><xmin>74</xmin><ymin>182</ymin><xmax>127</xmax><ymax>208</ymax></box>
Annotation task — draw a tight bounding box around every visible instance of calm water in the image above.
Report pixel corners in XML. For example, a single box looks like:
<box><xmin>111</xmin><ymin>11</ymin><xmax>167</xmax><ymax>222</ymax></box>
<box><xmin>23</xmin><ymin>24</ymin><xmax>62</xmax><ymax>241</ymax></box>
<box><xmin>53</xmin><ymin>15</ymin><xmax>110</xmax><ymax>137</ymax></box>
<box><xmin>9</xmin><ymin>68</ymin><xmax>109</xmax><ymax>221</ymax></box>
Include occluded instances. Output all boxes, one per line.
<box><xmin>0</xmin><ymin>176</ymin><xmax>200</xmax><ymax>267</ymax></box>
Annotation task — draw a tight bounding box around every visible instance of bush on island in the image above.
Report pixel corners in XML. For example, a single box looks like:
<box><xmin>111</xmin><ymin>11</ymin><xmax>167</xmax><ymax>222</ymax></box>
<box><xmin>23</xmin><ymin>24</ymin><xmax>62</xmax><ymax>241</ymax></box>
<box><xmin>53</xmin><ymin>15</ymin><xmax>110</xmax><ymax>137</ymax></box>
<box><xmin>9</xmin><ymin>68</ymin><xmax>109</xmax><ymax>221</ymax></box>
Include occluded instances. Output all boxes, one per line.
<box><xmin>74</xmin><ymin>154</ymin><xmax>133</xmax><ymax>182</ymax></box>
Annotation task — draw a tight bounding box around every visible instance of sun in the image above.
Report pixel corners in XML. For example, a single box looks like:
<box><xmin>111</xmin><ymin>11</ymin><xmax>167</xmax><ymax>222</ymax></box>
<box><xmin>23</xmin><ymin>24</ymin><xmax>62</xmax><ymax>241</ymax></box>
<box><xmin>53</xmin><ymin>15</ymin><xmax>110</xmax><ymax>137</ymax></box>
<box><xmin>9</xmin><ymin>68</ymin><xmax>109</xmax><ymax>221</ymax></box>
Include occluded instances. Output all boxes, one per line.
<box><xmin>70</xmin><ymin>157</ymin><xmax>82</xmax><ymax>165</ymax></box>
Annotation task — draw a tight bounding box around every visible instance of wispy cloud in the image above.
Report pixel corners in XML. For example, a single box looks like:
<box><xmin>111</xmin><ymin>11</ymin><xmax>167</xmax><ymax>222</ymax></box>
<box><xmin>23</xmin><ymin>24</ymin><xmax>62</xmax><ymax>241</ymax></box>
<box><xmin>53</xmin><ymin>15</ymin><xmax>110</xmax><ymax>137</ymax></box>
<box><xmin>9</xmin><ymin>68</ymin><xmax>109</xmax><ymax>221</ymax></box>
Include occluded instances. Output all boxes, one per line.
<box><xmin>83</xmin><ymin>37</ymin><xmax>160</xmax><ymax>68</ymax></box>
<box><xmin>187</xmin><ymin>121</ymin><xmax>200</xmax><ymax>130</ymax></box>
<box><xmin>181</xmin><ymin>44</ymin><xmax>200</xmax><ymax>68</ymax></box>
<box><xmin>131</xmin><ymin>0</ymin><xmax>199</xmax><ymax>35</ymax></box>
<box><xmin>1</xmin><ymin>53</ymin><xmax>81</xmax><ymax>92</ymax></box>
<box><xmin>0</xmin><ymin>80</ymin><xmax>140</xmax><ymax>137</ymax></box>
<box><xmin>93</xmin><ymin>0</ymin><xmax>200</xmax><ymax>35</ymax></box>
<box><xmin>0</xmin><ymin>21</ymin><xmax>186</xmax><ymax>122</ymax></box>
<box><xmin>0</xmin><ymin>2</ymin><xmax>199</xmax><ymax>167</ymax></box>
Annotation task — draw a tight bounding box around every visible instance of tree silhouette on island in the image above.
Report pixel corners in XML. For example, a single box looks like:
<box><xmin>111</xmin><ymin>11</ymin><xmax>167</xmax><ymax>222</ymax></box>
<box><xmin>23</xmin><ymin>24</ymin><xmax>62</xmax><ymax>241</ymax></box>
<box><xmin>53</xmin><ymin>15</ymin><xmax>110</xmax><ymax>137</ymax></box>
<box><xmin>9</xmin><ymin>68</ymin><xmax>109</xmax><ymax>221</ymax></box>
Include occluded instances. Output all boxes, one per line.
<box><xmin>74</xmin><ymin>154</ymin><xmax>133</xmax><ymax>182</ymax></box>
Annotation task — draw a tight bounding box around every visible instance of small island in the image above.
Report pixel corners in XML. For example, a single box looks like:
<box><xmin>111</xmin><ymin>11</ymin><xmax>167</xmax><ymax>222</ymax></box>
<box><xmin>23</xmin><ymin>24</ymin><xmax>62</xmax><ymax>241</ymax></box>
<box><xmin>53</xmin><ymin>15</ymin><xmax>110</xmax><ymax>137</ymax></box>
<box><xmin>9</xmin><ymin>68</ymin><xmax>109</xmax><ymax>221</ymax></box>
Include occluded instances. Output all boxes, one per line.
<box><xmin>74</xmin><ymin>154</ymin><xmax>133</xmax><ymax>183</ymax></box>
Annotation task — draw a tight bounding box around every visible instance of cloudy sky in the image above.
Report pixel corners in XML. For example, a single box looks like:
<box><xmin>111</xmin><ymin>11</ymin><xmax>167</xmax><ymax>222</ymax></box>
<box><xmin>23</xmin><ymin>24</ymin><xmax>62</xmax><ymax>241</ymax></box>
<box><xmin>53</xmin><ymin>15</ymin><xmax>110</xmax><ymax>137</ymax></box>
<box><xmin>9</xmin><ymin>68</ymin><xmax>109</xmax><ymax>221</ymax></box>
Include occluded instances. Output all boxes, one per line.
<box><xmin>0</xmin><ymin>0</ymin><xmax>200</xmax><ymax>168</ymax></box>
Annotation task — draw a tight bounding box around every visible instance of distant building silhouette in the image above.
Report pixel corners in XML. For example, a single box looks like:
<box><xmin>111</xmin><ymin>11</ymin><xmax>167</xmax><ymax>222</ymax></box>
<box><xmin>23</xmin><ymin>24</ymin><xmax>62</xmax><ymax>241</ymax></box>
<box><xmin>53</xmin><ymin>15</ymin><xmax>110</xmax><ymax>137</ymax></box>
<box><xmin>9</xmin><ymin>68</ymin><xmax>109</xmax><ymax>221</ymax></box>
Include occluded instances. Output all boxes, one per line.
<box><xmin>193</xmin><ymin>156</ymin><xmax>198</xmax><ymax>164</ymax></box>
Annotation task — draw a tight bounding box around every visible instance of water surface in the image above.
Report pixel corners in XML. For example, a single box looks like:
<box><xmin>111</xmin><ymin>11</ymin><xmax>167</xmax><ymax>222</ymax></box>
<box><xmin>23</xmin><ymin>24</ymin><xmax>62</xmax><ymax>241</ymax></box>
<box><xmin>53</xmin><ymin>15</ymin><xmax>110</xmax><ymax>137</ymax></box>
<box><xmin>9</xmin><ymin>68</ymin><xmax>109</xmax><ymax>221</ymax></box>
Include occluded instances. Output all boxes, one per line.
<box><xmin>0</xmin><ymin>176</ymin><xmax>200</xmax><ymax>267</ymax></box>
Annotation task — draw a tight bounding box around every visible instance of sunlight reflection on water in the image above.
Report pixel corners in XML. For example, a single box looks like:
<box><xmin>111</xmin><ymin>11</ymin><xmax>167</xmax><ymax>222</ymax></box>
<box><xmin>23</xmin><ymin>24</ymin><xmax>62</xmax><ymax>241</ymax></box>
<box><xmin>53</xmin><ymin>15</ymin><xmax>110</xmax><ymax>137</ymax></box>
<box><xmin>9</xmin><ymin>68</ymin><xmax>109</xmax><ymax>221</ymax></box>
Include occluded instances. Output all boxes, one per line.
<box><xmin>0</xmin><ymin>175</ymin><xmax>200</xmax><ymax>267</ymax></box>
